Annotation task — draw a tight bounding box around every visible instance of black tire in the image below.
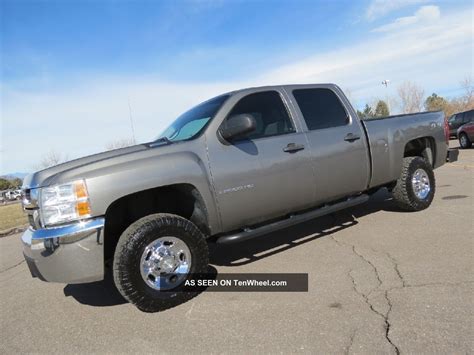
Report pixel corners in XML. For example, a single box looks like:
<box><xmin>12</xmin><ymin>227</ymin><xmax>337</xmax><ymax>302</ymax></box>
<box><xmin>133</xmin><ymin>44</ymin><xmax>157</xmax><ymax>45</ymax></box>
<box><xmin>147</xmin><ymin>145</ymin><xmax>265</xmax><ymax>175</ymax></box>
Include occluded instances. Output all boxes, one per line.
<box><xmin>459</xmin><ymin>133</ymin><xmax>472</xmax><ymax>149</ymax></box>
<box><xmin>113</xmin><ymin>213</ymin><xmax>209</xmax><ymax>312</ymax></box>
<box><xmin>392</xmin><ymin>156</ymin><xmax>435</xmax><ymax>211</ymax></box>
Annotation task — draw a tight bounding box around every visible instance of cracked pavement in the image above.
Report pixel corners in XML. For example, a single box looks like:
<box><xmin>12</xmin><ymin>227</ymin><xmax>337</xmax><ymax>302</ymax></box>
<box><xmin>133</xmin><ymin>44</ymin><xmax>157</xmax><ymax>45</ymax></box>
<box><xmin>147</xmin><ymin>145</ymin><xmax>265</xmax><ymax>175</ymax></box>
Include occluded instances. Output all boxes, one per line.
<box><xmin>1</xmin><ymin>143</ymin><xmax>473</xmax><ymax>354</ymax></box>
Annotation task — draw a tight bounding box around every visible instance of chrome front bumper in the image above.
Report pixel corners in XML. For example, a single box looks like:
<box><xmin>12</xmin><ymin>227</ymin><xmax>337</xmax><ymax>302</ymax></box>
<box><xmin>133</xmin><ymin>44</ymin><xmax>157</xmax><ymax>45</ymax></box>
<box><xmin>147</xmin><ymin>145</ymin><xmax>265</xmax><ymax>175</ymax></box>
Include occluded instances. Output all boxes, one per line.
<box><xmin>21</xmin><ymin>218</ymin><xmax>105</xmax><ymax>284</ymax></box>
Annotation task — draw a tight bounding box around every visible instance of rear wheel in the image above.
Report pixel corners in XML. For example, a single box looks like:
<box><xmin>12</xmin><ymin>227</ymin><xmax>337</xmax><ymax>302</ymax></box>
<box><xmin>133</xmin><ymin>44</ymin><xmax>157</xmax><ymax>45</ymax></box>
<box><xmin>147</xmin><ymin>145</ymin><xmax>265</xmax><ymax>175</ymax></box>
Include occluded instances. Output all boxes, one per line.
<box><xmin>459</xmin><ymin>133</ymin><xmax>472</xmax><ymax>149</ymax></box>
<box><xmin>113</xmin><ymin>213</ymin><xmax>209</xmax><ymax>312</ymax></box>
<box><xmin>392</xmin><ymin>157</ymin><xmax>435</xmax><ymax>211</ymax></box>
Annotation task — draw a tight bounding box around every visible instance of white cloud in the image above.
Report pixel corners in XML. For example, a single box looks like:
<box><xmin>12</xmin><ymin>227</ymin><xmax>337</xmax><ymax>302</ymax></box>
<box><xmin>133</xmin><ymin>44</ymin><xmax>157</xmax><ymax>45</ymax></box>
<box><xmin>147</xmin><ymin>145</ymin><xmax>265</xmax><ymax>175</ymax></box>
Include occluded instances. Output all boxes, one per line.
<box><xmin>366</xmin><ymin>0</ymin><xmax>428</xmax><ymax>21</ymax></box>
<box><xmin>1</xmin><ymin>6</ymin><xmax>473</xmax><ymax>174</ymax></box>
<box><xmin>259</xmin><ymin>5</ymin><xmax>471</xmax><ymax>103</ymax></box>
<box><xmin>372</xmin><ymin>5</ymin><xmax>440</xmax><ymax>32</ymax></box>
<box><xmin>1</xmin><ymin>80</ymin><xmax>242</xmax><ymax>173</ymax></box>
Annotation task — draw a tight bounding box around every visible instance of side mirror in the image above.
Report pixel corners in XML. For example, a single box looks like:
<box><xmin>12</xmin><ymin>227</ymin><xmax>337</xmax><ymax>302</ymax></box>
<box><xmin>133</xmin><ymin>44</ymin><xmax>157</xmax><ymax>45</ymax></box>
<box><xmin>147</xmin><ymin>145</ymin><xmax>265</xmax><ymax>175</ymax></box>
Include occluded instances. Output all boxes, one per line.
<box><xmin>219</xmin><ymin>114</ymin><xmax>257</xmax><ymax>141</ymax></box>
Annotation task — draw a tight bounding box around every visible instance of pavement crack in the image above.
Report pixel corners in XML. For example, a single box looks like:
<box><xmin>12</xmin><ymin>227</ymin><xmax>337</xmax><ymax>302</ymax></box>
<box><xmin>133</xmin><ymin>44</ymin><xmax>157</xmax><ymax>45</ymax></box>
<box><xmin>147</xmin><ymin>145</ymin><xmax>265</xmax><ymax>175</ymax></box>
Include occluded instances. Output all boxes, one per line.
<box><xmin>331</xmin><ymin>236</ymin><xmax>382</xmax><ymax>293</ymax></box>
<box><xmin>348</xmin><ymin>269</ymin><xmax>385</xmax><ymax>319</ymax></box>
<box><xmin>385</xmin><ymin>252</ymin><xmax>406</xmax><ymax>287</ymax></box>
<box><xmin>348</xmin><ymin>269</ymin><xmax>400</xmax><ymax>354</ymax></box>
<box><xmin>352</xmin><ymin>245</ymin><xmax>383</xmax><ymax>294</ymax></box>
<box><xmin>334</xmin><ymin>237</ymin><xmax>400</xmax><ymax>354</ymax></box>
<box><xmin>330</xmin><ymin>234</ymin><xmax>344</xmax><ymax>247</ymax></box>
<box><xmin>345</xmin><ymin>329</ymin><xmax>357</xmax><ymax>355</ymax></box>
<box><xmin>0</xmin><ymin>259</ymin><xmax>25</xmax><ymax>274</ymax></box>
<box><xmin>330</xmin><ymin>229</ymin><xmax>472</xmax><ymax>355</ymax></box>
<box><xmin>384</xmin><ymin>289</ymin><xmax>400</xmax><ymax>355</ymax></box>
<box><xmin>403</xmin><ymin>280</ymin><xmax>474</xmax><ymax>289</ymax></box>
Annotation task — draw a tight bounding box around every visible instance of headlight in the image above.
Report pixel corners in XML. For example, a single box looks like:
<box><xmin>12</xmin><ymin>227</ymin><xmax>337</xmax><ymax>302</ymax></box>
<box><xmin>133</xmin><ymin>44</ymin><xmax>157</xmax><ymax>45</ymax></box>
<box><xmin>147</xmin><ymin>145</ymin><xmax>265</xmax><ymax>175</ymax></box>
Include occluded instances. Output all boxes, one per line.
<box><xmin>39</xmin><ymin>180</ymin><xmax>91</xmax><ymax>227</ymax></box>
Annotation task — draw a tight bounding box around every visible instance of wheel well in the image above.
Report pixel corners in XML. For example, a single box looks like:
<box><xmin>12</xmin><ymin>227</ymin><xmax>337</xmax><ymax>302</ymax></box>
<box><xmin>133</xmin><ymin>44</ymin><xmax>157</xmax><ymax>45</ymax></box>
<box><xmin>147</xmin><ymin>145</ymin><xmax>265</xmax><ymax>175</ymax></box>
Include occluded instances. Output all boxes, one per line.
<box><xmin>404</xmin><ymin>137</ymin><xmax>436</xmax><ymax>166</ymax></box>
<box><xmin>103</xmin><ymin>184</ymin><xmax>209</xmax><ymax>261</ymax></box>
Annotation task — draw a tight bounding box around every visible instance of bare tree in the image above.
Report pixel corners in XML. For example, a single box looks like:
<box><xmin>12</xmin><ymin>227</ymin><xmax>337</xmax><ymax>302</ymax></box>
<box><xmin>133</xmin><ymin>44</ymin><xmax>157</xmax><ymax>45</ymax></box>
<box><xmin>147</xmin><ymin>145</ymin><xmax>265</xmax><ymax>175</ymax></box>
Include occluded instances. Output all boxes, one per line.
<box><xmin>105</xmin><ymin>138</ymin><xmax>135</xmax><ymax>151</ymax></box>
<box><xmin>37</xmin><ymin>150</ymin><xmax>68</xmax><ymax>170</ymax></box>
<box><xmin>460</xmin><ymin>76</ymin><xmax>474</xmax><ymax>110</ymax></box>
<box><xmin>440</xmin><ymin>76</ymin><xmax>474</xmax><ymax>118</ymax></box>
<box><xmin>397</xmin><ymin>81</ymin><xmax>425</xmax><ymax>114</ymax></box>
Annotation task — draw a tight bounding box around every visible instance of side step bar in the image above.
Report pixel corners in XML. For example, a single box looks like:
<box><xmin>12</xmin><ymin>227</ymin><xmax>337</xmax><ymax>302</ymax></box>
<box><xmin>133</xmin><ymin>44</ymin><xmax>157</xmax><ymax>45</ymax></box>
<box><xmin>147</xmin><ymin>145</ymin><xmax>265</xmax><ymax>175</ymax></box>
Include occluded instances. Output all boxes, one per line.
<box><xmin>216</xmin><ymin>194</ymin><xmax>369</xmax><ymax>244</ymax></box>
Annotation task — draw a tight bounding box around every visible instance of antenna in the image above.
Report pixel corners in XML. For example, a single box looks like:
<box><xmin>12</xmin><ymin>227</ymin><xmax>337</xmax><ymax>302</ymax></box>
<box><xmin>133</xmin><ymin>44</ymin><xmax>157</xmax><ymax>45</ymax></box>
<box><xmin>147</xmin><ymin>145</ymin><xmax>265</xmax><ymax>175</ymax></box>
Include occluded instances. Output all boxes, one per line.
<box><xmin>127</xmin><ymin>98</ymin><xmax>136</xmax><ymax>144</ymax></box>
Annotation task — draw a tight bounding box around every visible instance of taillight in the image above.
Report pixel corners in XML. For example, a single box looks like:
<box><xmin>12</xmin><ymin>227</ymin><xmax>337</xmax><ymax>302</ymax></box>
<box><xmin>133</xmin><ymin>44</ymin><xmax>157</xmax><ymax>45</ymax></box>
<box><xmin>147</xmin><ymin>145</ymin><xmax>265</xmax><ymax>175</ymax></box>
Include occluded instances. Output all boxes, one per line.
<box><xmin>444</xmin><ymin>116</ymin><xmax>449</xmax><ymax>144</ymax></box>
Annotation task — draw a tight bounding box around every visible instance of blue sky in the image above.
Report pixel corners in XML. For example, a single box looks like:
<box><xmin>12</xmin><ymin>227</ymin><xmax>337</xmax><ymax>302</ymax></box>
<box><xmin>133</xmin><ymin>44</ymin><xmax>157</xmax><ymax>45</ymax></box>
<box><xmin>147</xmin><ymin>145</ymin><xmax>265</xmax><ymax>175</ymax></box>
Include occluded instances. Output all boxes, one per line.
<box><xmin>1</xmin><ymin>0</ymin><xmax>473</xmax><ymax>174</ymax></box>
<box><xmin>2</xmin><ymin>1</ymin><xmax>369</xmax><ymax>85</ymax></box>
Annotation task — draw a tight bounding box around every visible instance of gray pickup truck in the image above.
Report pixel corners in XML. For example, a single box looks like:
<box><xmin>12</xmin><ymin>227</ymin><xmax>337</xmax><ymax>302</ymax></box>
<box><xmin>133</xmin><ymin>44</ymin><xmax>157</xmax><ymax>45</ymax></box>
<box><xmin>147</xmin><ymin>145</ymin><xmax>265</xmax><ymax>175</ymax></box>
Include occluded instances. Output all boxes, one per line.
<box><xmin>21</xmin><ymin>84</ymin><xmax>458</xmax><ymax>312</ymax></box>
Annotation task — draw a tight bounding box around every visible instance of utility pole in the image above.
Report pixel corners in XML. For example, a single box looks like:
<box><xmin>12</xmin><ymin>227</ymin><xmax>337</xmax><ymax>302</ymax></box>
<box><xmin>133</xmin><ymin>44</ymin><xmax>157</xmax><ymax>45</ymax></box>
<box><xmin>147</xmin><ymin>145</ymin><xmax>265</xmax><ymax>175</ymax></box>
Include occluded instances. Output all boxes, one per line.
<box><xmin>127</xmin><ymin>98</ymin><xmax>136</xmax><ymax>144</ymax></box>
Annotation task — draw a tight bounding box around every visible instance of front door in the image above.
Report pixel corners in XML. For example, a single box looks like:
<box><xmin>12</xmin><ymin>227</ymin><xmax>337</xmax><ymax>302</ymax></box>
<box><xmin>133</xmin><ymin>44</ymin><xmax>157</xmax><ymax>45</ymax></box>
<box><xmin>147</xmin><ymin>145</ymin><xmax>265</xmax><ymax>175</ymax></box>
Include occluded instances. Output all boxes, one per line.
<box><xmin>206</xmin><ymin>90</ymin><xmax>316</xmax><ymax>232</ymax></box>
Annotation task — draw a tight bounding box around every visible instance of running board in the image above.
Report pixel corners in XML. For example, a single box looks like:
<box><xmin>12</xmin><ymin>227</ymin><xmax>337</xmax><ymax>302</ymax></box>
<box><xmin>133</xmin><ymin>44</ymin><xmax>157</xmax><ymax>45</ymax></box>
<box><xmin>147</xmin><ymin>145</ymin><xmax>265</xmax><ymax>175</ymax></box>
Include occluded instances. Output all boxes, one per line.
<box><xmin>216</xmin><ymin>194</ymin><xmax>369</xmax><ymax>244</ymax></box>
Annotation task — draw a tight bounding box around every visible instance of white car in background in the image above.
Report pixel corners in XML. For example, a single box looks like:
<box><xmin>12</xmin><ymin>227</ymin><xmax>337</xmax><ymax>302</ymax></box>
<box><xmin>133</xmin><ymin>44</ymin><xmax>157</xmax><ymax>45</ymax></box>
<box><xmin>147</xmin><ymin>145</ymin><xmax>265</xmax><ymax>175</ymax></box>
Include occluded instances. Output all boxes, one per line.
<box><xmin>5</xmin><ymin>190</ymin><xmax>21</xmax><ymax>201</ymax></box>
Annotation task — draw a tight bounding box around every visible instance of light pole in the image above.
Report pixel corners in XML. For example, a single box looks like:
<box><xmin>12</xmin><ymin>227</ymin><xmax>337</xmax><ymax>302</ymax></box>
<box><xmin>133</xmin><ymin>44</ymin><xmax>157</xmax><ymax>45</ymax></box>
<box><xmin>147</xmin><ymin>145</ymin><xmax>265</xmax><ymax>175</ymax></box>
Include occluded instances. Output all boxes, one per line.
<box><xmin>382</xmin><ymin>80</ymin><xmax>391</xmax><ymax>114</ymax></box>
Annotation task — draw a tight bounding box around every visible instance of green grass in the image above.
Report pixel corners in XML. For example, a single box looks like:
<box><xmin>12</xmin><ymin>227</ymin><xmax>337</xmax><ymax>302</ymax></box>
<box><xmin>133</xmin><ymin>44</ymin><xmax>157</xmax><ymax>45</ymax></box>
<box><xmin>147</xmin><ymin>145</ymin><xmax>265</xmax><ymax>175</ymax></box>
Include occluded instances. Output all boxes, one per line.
<box><xmin>0</xmin><ymin>203</ymin><xmax>28</xmax><ymax>231</ymax></box>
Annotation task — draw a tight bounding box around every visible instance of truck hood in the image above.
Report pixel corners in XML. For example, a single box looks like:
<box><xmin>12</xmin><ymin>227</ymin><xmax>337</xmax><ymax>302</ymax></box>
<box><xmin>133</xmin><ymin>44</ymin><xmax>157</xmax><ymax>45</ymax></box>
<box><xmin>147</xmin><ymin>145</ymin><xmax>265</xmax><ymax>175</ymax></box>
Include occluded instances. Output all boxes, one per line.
<box><xmin>23</xmin><ymin>144</ymin><xmax>149</xmax><ymax>189</ymax></box>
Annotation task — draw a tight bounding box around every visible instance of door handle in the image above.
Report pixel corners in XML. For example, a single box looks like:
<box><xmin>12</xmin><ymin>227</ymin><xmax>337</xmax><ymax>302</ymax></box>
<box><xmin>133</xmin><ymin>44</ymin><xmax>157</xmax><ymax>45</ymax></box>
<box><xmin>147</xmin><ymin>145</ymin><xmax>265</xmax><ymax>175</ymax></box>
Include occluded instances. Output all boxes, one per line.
<box><xmin>344</xmin><ymin>133</ymin><xmax>361</xmax><ymax>142</ymax></box>
<box><xmin>283</xmin><ymin>143</ymin><xmax>305</xmax><ymax>153</ymax></box>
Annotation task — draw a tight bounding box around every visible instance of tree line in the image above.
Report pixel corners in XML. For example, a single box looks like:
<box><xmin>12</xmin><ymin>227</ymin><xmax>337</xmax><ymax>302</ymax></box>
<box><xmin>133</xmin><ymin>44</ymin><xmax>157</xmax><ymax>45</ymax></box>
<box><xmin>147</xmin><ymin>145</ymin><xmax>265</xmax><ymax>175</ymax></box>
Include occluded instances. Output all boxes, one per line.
<box><xmin>357</xmin><ymin>77</ymin><xmax>474</xmax><ymax>119</ymax></box>
<box><xmin>0</xmin><ymin>178</ymin><xmax>23</xmax><ymax>191</ymax></box>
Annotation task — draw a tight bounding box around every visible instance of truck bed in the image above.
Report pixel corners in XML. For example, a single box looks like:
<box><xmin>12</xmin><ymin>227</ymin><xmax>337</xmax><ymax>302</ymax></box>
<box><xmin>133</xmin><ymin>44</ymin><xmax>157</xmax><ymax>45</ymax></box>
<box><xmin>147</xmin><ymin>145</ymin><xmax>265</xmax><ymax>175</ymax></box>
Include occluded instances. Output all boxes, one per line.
<box><xmin>360</xmin><ymin>111</ymin><xmax>447</xmax><ymax>188</ymax></box>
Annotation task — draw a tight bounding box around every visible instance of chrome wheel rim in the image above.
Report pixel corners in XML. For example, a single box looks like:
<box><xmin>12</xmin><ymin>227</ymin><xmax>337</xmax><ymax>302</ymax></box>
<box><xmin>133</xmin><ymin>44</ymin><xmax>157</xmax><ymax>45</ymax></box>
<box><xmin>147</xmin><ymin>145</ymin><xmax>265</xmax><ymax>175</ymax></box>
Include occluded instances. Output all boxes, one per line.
<box><xmin>140</xmin><ymin>237</ymin><xmax>192</xmax><ymax>291</ymax></box>
<box><xmin>460</xmin><ymin>135</ymin><xmax>467</xmax><ymax>147</ymax></box>
<box><xmin>411</xmin><ymin>168</ymin><xmax>431</xmax><ymax>200</ymax></box>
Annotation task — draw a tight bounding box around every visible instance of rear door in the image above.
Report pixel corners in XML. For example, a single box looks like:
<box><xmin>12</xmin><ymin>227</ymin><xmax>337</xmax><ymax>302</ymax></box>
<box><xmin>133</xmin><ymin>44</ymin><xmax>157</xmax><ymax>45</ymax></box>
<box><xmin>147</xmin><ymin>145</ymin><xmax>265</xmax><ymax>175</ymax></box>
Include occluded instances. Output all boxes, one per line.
<box><xmin>287</xmin><ymin>86</ymin><xmax>370</xmax><ymax>204</ymax></box>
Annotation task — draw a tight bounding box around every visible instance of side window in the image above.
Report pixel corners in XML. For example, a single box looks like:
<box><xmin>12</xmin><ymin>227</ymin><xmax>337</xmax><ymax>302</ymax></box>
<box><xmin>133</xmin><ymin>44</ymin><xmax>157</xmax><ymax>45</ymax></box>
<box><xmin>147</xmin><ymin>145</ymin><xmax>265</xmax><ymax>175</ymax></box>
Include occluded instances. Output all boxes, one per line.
<box><xmin>293</xmin><ymin>88</ymin><xmax>348</xmax><ymax>130</ymax></box>
<box><xmin>226</xmin><ymin>91</ymin><xmax>295</xmax><ymax>140</ymax></box>
<box><xmin>464</xmin><ymin>110</ymin><xmax>474</xmax><ymax>123</ymax></box>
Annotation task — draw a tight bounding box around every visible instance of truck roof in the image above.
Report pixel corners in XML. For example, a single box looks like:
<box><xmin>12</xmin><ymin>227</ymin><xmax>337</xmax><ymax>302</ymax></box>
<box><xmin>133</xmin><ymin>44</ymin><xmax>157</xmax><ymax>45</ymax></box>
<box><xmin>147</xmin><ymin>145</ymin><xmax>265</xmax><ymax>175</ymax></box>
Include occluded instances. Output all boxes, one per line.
<box><xmin>226</xmin><ymin>83</ymin><xmax>340</xmax><ymax>96</ymax></box>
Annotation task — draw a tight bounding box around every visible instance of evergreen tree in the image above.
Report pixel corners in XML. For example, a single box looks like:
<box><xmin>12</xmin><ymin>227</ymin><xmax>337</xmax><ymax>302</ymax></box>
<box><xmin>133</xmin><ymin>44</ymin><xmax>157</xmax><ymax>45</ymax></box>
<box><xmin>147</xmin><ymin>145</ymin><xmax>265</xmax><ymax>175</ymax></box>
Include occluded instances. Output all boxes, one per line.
<box><xmin>425</xmin><ymin>93</ymin><xmax>449</xmax><ymax>114</ymax></box>
<box><xmin>374</xmin><ymin>100</ymin><xmax>390</xmax><ymax>117</ymax></box>
<box><xmin>362</xmin><ymin>104</ymin><xmax>375</xmax><ymax>119</ymax></box>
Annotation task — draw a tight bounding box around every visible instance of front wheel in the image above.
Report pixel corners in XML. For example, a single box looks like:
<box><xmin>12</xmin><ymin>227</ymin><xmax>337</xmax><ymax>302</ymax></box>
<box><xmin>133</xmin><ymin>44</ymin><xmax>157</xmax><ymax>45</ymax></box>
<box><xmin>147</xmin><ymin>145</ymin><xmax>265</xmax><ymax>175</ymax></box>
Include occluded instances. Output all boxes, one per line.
<box><xmin>392</xmin><ymin>157</ymin><xmax>435</xmax><ymax>211</ymax></box>
<box><xmin>113</xmin><ymin>213</ymin><xmax>209</xmax><ymax>312</ymax></box>
<box><xmin>459</xmin><ymin>133</ymin><xmax>472</xmax><ymax>149</ymax></box>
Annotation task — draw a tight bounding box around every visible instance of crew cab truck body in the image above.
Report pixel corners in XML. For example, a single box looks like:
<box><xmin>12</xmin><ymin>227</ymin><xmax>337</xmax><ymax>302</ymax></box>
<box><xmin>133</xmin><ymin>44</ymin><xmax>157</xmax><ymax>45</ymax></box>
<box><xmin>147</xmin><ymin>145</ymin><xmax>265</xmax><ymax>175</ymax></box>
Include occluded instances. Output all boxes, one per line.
<box><xmin>21</xmin><ymin>84</ymin><xmax>457</xmax><ymax>311</ymax></box>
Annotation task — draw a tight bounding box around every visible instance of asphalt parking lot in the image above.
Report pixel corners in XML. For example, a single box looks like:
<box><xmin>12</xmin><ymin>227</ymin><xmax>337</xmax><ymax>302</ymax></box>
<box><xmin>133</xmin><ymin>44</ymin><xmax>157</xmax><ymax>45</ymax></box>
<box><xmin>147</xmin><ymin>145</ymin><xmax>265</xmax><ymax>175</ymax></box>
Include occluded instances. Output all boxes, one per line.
<box><xmin>1</xmin><ymin>142</ymin><xmax>473</xmax><ymax>354</ymax></box>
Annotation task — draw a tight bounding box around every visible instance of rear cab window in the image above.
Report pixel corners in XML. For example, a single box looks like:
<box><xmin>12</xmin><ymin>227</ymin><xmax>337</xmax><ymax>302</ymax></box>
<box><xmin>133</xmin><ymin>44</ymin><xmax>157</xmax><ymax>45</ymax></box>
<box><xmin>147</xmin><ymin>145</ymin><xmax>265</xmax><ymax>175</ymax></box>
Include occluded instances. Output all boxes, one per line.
<box><xmin>292</xmin><ymin>88</ymin><xmax>349</xmax><ymax>130</ymax></box>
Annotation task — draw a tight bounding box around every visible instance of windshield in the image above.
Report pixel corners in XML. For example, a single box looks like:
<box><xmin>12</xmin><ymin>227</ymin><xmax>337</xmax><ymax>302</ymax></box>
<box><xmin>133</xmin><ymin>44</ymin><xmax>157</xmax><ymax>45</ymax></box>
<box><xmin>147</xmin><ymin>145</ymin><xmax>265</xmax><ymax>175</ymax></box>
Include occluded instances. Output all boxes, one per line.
<box><xmin>156</xmin><ymin>94</ymin><xmax>230</xmax><ymax>142</ymax></box>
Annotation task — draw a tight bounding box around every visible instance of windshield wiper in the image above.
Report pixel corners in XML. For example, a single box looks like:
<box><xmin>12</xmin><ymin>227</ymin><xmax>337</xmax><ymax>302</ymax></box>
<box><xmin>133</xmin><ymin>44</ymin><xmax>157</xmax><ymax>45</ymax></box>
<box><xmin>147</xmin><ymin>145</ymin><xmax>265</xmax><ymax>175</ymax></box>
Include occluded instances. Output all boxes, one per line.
<box><xmin>148</xmin><ymin>136</ymin><xmax>173</xmax><ymax>147</ymax></box>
